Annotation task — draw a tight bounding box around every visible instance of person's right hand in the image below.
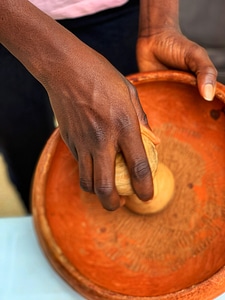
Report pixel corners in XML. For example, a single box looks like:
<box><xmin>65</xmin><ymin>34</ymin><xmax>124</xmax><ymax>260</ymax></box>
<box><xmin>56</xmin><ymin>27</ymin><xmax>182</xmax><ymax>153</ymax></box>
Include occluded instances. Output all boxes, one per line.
<box><xmin>0</xmin><ymin>0</ymin><xmax>159</xmax><ymax>211</ymax></box>
<box><xmin>46</xmin><ymin>39</ymin><xmax>159</xmax><ymax>211</ymax></box>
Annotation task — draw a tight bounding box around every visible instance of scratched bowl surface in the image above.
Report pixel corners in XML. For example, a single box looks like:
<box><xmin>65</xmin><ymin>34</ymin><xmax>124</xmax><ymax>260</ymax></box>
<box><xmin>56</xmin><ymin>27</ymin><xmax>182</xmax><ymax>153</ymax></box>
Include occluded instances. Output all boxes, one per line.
<box><xmin>32</xmin><ymin>71</ymin><xmax>225</xmax><ymax>300</ymax></box>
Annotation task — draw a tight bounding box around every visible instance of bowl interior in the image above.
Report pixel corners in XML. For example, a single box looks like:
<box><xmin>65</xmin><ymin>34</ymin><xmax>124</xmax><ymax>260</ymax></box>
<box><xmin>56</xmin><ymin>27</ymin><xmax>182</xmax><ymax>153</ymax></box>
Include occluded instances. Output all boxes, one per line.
<box><xmin>33</xmin><ymin>71</ymin><xmax>225</xmax><ymax>298</ymax></box>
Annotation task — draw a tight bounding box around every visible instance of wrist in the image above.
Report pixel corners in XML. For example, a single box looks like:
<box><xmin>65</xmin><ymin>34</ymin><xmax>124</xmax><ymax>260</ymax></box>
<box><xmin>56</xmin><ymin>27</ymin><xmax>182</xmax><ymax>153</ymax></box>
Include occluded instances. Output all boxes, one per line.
<box><xmin>138</xmin><ymin>0</ymin><xmax>179</xmax><ymax>37</ymax></box>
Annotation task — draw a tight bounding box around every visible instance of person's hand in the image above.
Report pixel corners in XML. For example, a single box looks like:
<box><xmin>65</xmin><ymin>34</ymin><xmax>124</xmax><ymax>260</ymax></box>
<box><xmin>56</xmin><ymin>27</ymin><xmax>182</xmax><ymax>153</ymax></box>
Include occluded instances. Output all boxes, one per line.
<box><xmin>46</xmin><ymin>40</ymin><xmax>160</xmax><ymax>211</ymax></box>
<box><xmin>0</xmin><ymin>1</ymin><xmax>159</xmax><ymax>211</ymax></box>
<box><xmin>136</xmin><ymin>28</ymin><xmax>217</xmax><ymax>101</ymax></box>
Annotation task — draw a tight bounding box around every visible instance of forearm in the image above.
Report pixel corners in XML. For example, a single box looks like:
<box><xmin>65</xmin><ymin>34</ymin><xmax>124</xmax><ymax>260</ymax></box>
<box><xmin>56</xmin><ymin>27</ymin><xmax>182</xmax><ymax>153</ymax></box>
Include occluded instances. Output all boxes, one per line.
<box><xmin>139</xmin><ymin>0</ymin><xmax>179</xmax><ymax>37</ymax></box>
<box><xmin>0</xmin><ymin>0</ymin><xmax>83</xmax><ymax>87</ymax></box>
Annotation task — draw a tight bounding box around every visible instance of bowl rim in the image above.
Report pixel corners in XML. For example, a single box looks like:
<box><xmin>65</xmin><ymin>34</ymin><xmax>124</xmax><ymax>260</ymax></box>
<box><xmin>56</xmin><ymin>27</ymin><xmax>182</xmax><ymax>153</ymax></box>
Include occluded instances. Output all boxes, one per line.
<box><xmin>32</xmin><ymin>70</ymin><xmax>225</xmax><ymax>300</ymax></box>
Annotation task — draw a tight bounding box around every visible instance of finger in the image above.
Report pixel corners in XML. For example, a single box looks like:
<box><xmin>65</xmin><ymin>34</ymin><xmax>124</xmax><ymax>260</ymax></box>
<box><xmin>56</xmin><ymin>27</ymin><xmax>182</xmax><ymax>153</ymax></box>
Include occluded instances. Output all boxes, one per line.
<box><xmin>93</xmin><ymin>149</ymin><xmax>121</xmax><ymax>211</ymax></box>
<box><xmin>127</xmin><ymin>83</ymin><xmax>160</xmax><ymax>145</ymax></box>
<box><xmin>119</xmin><ymin>126</ymin><xmax>154</xmax><ymax>201</ymax></box>
<box><xmin>78</xmin><ymin>151</ymin><xmax>94</xmax><ymax>194</ymax></box>
<box><xmin>196</xmin><ymin>68</ymin><xmax>217</xmax><ymax>101</ymax></box>
<box><xmin>127</xmin><ymin>82</ymin><xmax>148</xmax><ymax>125</ymax></box>
<box><xmin>185</xmin><ymin>43</ymin><xmax>217</xmax><ymax>101</ymax></box>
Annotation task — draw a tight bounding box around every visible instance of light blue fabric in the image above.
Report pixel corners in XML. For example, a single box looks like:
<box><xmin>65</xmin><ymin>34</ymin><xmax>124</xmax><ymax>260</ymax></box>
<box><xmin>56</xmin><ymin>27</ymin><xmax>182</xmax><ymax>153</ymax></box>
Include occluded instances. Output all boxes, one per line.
<box><xmin>0</xmin><ymin>216</ymin><xmax>84</xmax><ymax>300</ymax></box>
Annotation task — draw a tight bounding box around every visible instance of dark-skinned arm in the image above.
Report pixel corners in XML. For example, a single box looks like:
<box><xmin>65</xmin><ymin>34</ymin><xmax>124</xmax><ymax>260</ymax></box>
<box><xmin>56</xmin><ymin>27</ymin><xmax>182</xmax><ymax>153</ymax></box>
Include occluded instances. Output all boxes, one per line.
<box><xmin>136</xmin><ymin>0</ymin><xmax>217</xmax><ymax>101</ymax></box>
<box><xmin>0</xmin><ymin>0</ymin><xmax>156</xmax><ymax>211</ymax></box>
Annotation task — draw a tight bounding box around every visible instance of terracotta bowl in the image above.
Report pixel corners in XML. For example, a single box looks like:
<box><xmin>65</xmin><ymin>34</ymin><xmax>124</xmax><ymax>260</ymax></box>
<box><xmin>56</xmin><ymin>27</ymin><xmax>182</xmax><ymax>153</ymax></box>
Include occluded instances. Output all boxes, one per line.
<box><xmin>32</xmin><ymin>70</ymin><xmax>225</xmax><ymax>300</ymax></box>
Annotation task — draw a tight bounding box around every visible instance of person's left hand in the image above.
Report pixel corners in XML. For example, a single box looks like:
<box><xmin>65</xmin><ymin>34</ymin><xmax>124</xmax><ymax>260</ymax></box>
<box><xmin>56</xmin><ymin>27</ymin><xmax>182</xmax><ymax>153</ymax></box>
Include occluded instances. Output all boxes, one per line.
<box><xmin>136</xmin><ymin>28</ymin><xmax>218</xmax><ymax>101</ymax></box>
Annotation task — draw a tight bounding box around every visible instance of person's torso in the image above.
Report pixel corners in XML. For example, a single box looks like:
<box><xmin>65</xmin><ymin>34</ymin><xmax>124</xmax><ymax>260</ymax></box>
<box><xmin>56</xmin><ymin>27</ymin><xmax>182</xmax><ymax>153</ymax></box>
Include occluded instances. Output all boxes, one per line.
<box><xmin>29</xmin><ymin>0</ymin><xmax>129</xmax><ymax>19</ymax></box>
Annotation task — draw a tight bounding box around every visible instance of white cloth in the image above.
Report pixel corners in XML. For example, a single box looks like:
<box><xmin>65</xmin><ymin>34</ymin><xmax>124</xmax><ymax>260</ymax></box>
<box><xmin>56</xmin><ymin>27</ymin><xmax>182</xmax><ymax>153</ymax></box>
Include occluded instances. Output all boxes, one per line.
<box><xmin>29</xmin><ymin>0</ymin><xmax>129</xmax><ymax>20</ymax></box>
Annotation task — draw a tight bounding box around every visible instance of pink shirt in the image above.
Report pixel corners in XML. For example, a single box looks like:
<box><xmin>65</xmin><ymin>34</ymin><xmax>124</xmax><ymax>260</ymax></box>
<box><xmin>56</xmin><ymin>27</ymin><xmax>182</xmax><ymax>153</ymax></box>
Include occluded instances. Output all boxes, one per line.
<box><xmin>29</xmin><ymin>0</ymin><xmax>129</xmax><ymax>20</ymax></box>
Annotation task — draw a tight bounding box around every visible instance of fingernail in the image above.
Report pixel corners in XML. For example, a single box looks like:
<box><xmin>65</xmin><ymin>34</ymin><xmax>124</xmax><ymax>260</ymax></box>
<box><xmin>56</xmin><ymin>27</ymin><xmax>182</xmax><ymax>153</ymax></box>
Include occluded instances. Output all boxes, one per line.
<box><xmin>204</xmin><ymin>84</ymin><xmax>214</xmax><ymax>101</ymax></box>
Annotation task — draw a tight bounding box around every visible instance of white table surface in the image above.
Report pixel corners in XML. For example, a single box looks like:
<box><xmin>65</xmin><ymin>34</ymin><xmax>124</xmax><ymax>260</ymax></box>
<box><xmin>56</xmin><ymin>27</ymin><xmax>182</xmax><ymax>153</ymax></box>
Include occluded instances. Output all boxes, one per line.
<box><xmin>0</xmin><ymin>216</ymin><xmax>225</xmax><ymax>300</ymax></box>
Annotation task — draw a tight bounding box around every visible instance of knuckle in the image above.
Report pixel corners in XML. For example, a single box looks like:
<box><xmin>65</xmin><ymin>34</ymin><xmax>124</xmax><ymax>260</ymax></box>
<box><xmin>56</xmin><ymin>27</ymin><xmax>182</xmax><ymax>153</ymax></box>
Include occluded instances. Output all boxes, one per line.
<box><xmin>197</xmin><ymin>65</ymin><xmax>218</xmax><ymax>77</ymax></box>
<box><xmin>187</xmin><ymin>42</ymin><xmax>205</xmax><ymax>56</ymax></box>
<box><xmin>88</xmin><ymin>119</ymin><xmax>107</xmax><ymax>145</ymax></box>
<box><xmin>204</xmin><ymin>66</ymin><xmax>218</xmax><ymax>78</ymax></box>
<box><xmin>92</xmin><ymin>127</ymin><xmax>106</xmax><ymax>144</ymax></box>
<box><xmin>94</xmin><ymin>183</ymin><xmax>120</xmax><ymax>211</ymax></box>
<box><xmin>115</xmin><ymin>113</ymin><xmax>135</xmax><ymax>136</ymax></box>
<box><xmin>95</xmin><ymin>182</ymin><xmax>114</xmax><ymax>198</ymax></box>
<box><xmin>132</xmin><ymin>159</ymin><xmax>151</xmax><ymax>181</ymax></box>
<box><xmin>80</xmin><ymin>178</ymin><xmax>93</xmax><ymax>193</ymax></box>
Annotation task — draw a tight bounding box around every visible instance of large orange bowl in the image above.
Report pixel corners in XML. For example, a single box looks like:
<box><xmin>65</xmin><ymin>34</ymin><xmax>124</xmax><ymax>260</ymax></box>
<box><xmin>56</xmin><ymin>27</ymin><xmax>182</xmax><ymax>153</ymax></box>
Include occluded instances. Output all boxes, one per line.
<box><xmin>32</xmin><ymin>71</ymin><xmax>225</xmax><ymax>300</ymax></box>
